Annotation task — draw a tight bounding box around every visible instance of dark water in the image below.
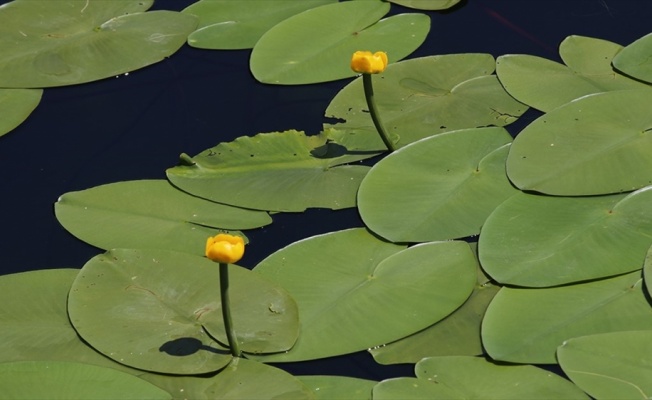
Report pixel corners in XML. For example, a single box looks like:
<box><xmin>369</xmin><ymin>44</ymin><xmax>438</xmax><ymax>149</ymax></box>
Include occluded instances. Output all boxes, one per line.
<box><xmin>1</xmin><ymin>0</ymin><xmax>651</xmax><ymax>380</ymax></box>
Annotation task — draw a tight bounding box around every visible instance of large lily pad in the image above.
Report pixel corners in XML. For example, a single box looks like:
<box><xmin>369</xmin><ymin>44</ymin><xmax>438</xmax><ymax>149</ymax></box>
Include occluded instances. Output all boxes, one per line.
<box><xmin>479</xmin><ymin>189</ymin><xmax>652</xmax><ymax>287</ymax></box>
<box><xmin>183</xmin><ymin>0</ymin><xmax>335</xmax><ymax>50</ymax></box>
<box><xmin>0</xmin><ymin>0</ymin><xmax>197</xmax><ymax>88</ymax></box>
<box><xmin>55</xmin><ymin>179</ymin><xmax>271</xmax><ymax>256</ymax></box>
<box><xmin>250</xmin><ymin>1</ymin><xmax>430</xmax><ymax>84</ymax></box>
<box><xmin>253</xmin><ymin>228</ymin><xmax>477</xmax><ymax>362</ymax></box>
<box><xmin>506</xmin><ymin>89</ymin><xmax>652</xmax><ymax>196</ymax></box>
<box><xmin>613</xmin><ymin>32</ymin><xmax>652</xmax><ymax>84</ymax></box>
<box><xmin>166</xmin><ymin>129</ymin><xmax>374</xmax><ymax>212</ymax></box>
<box><xmin>496</xmin><ymin>36</ymin><xmax>648</xmax><ymax>112</ymax></box>
<box><xmin>68</xmin><ymin>248</ymin><xmax>299</xmax><ymax>374</ymax></box>
<box><xmin>358</xmin><ymin>127</ymin><xmax>517</xmax><ymax>243</ymax></box>
<box><xmin>481</xmin><ymin>271</ymin><xmax>652</xmax><ymax>364</ymax></box>
<box><xmin>0</xmin><ymin>361</ymin><xmax>171</xmax><ymax>400</ymax></box>
<box><xmin>557</xmin><ymin>330</ymin><xmax>652</xmax><ymax>399</ymax></box>
<box><xmin>325</xmin><ymin>54</ymin><xmax>526</xmax><ymax>150</ymax></box>
<box><xmin>0</xmin><ymin>88</ymin><xmax>42</xmax><ymax>137</ymax></box>
<box><xmin>298</xmin><ymin>375</ymin><xmax>376</xmax><ymax>400</ymax></box>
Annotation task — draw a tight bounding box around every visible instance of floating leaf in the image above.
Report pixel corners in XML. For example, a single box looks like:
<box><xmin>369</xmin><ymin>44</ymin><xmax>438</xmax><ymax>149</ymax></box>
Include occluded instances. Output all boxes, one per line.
<box><xmin>325</xmin><ymin>54</ymin><xmax>526</xmax><ymax>150</ymax></box>
<box><xmin>358</xmin><ymin>127</ymin><xmax>516</xmax><ymax>243</ymax></box>
<box><xmin>645</xmin><ymin>244</ymin><xmax>652</xmax><ymax>298</ymax></box>
<box><xmin>0</xmin><ymin>89</ymin><xmax>42</xmax><ymax>137</ymax></box>
<box><xmin>479</xmin><ymin>189</ymin><xmax>652</xmax><ymax>287</ymax></box>
<box><xmin>558</xmin><ymin>330</ymin><xmax>652</xmax><ymax>400</ymax></box>
<box><xmin>387</xmin><ymin>0</ymin><xmax>461</xmax><ymax>10</ymax></box>
<box><xmin>613</xmin><ymin>32</ymin><xmax>652</xmax><ymax>84</ymax></box>
<box><xmin>298</xmin><ymin>375</ymin><xmax>376</xmax><ymax>400</ymax></box>
<box><xmin>183</xmin><ymin>0</ymin><xmax>335</xmax><ymax>50</ymax></box>
<box><xmin>0</xmin><ymin>0</ymin><xmax>197</xmax><ymax>87</ymax></box>
<box><xmin>506</xmin><ymin>89</ymin><xmax>652</xmax><ymax>196</ymax></box>
<box><xmin>167</xmin><ymin>129</ymin><xmax>373</xmax><ymax>212</ymax></box>
<box><xmin>482</xmin><ymin>271</ymin><xmax>652</xmax><ymax>364</ymax></box>
<box><xmin>496</xmin><ymin>36</ymin><xmax>648</xmax><ymax>112</ymax></box>
<box><xmin>253</xmin><ymin>229</ymin><xmax>476</xmax><ymax>362</ymax></box>
<box><xmin>250</xmin><ymin>1</ymin><xmax>430</xmax><ymax>84</ymax></box>
<box><xmin>55</xmin><ymin>180</ymin><xmax>270</xmax><ymax>256</ymax></box>
<box><xmin>373</xmin><ymin>377</ymin><xmax>455</xmax><ymax>399</ymax></box>
<box><xmin>68</xmin><ymin>248</ymin><xmax>299</xmax><ymax>374</ymax></box>
<box><xmin>0</xmin><ymin>361</ymin><xmax>171</xmax><ymax>400</ymax></box>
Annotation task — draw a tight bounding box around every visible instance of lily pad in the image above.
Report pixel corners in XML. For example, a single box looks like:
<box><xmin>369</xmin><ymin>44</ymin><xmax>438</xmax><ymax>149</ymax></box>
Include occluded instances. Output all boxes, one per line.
<box><xmin>358</xmin><ymin>127</ymin><xmax>517</xmax><ymax>243</ymax></box>
<box><xmin>55</xmin><ymin>179</ymin><xmax>270</xmax><ymax>256</ymax></box>
<box><xmin>481</xmin><ymin>271</ymin><xmax>652</xmax><ymax>364</ymax></box>
<box><xmin>298</xmin><ymin>375</ymin><xmax>376</xmax><ymax>400</ymax></box>
<box><xmin>557</xmin><ymin>330</ymin><xmax>652</xmax><ymax>400</ymax></box>
<box><xmin>388</xmin><ymin>0</ymin><xmax>461</xmax><ymax>10</ymax></box>
<box><xmin>0</xmin><ymin>361</ymin><xmax>171</xmax><ymax>400</ymax></box>
<box><xmin>183</xmin><ymin>0</ymin><xmax>335</xmax><ymax>50</ymax></box>
<box><xmin>253</xmin><ymin>228</ymin><xmax>477</xmax><ymax>362</ymax></box>
<box><xmin>68</xmin><ymin>248</ymin><xmax>299</xmax><ymax>374</ymax></box>
<box><xmin>613</xmin><ymin>32</ymin><xmax>652</xmax><ymax>84</ymax></box>
<box><xmin>496</xmin><ymin>36</ymin><xmax>648</xmax><ymax>112</ymax></box>
<box><xmin>0</xmin><ymin>88</ymin><xmax>42</xmax><ymax>137</ymax></box>
<box><xmin>325</xmin><ymin>54</ymin><xmax>526</xmax><ymax>150</ymax></box>
<box><xmin>166</xmin><ymin>129</ymin><xmax>374</xmax><ymax>212</ymax></box>
<box><xmin>0</xmin><ymin>0</ymin><xmax>197</xmax><ymax>87</ymax></box>
<box><xmin>644</xmin><ymin>244</ymin><xmax>652</xmax><ymax>298</ymax></box>
<box><xmin>506</xmin><ymin>90</ymin><xmax>652</xmax><ymax>196</ymax></box>
<box><xmin>250</xmin><ymin>1</ymin><xmax>430</xmax><ymax>84</ymax></box>
<box><xmin>479</xmin><ymin>188</ymin><xmax>652</xmax><ymax>287</ymax></box>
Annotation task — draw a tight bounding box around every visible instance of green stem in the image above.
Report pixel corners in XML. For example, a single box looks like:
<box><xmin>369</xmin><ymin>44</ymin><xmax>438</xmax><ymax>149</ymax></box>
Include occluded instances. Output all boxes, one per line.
<box><xmin>362</xmin><ymin>73</ymin><xmax>396</xmax><ymax>152</ymax></box>
<box><xmin>219</xmin><ymin>262</ymin><xmax>241</xmax><ymax>358</ymax></box>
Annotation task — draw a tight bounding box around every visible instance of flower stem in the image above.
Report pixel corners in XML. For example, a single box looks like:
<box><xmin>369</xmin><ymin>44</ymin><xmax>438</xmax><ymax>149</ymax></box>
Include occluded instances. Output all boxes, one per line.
<box><xmin>362</xmin><ymin>73</ymin><xmax>396</xmax><ymax>152</ymax></box>
<box><xmin>219</xmin><ymin>262</ymin><xmax>241</xmax><ymax>357</ymax></box>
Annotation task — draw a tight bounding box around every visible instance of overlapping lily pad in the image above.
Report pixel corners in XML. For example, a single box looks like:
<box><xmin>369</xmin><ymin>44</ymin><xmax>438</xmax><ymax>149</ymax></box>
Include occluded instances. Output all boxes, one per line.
<box><xmin>0</xmin><ymin>89</ymin><xmax>42</xmax><ymax>137</ymax></box>
<box><xmin>250</xmin><ymin>1</ymin><xmax>430</xmax><ymax>84</ymax></box>
<box><xmin>557</xmin><ymin>330</ymin><xmax>652</xmax><ymax>399</ymax></box>
<box><xmin>358</xmin><ymin>127</ymin><xmax>517</xmax><ymax>243</ymax></box>
<box><xmin>68</xmin><ymin>248</ymin><xmax>299</xmax><ymax>374</ymax></box>
<box><xmin>482</xmin><ymin>271</ymin><xmax>652</xmax><ymax>364</ymax></box>
<box><xmin>325</xmin><ymin>54</ymin><xmax>526</xmax><ymax>150</ymax></box>
<box><xmin>166</xmin><ymin>129</ymin><xmax>375</xmax><ymax>212</ymax></box>
<box><xmin>506</xmin><ymin>89</ymin><xmax>652</xmax><ymax>196</ymax></box>
<box><xmin>253</xmin><ymin>228</ymin><xmax>476</xmax><ymax>362</ymax></box>
<box><xmin>183</xmin><ymin>0</ymin><xmax>335</xmax><ymax>50</ymax></box>
<box><xmin>388</xmin><ymin>0</ymin><xmax>461</xmax><ymax>10</ymax></box>
<box><xmin>54</xmin><ymin>179</ymin><xmax>270</xmax><ymax>256</ymax></box>
<box><xmin>0</xmin><ymin>361</ymin><xmax>172</xmax><ymax>400</ymax></box>
<box><xmin>479</xmin><ymin>188</ymin><xmax>652</xmax><ymax>287</ymax></box>
<box><xmin>613</xmin><ymin>32</ymin><xmax>652</xmax><ymax>84</ymax></box>
<box><xmin>496</xmin><ymin>35</ymin><xmax>649</xmax><ymax>112</ymax></box>
<box><xmin>0</xmin><ymin>0</ymin><xmax>197</xmax><ymax>88</ymax></box>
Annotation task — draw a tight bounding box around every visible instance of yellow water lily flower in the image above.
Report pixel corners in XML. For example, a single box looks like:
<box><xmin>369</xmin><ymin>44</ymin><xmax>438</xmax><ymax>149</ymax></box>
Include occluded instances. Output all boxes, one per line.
<box><xmin>350</xmin><ymin>51</ymin><xmax>388</xmax><ymax>74</ymax></box>
<box><xmin>205</xmin><ymin>233</ymin><xmax>245</xmax><ymax>263</ymax></box>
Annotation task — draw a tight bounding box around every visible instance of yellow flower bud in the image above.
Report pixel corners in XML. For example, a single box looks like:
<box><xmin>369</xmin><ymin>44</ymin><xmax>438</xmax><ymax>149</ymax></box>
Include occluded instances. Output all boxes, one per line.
<box><xmin>205</xmin><ymin>233</ymin><xmax>245</xmax><ymax>264</ymax></box>
<box><xmin>350</xmin><ymin>51</ymin><xmax>388</xmax><ymax>74</ymax></box>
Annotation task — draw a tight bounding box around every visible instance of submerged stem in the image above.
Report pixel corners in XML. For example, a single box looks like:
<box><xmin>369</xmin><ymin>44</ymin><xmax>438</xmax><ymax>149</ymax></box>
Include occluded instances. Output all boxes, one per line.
<box><xmin>362</xmin><ymin>73</ymin><xmax>396</xmax><ymax>152</ymax></box>
<box><xmin>219</xmin><ymin>262</ymin><xmax>241</xmax><ymax>358</ymax></box>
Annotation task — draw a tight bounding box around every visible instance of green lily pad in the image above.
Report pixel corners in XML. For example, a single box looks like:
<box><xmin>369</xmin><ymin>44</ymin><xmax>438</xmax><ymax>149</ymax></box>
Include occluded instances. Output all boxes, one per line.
<box><xmin>183</xmin><ymin>0</ymin><xmax>335</xmax><ymax>50</ymax></box>
<box><xmin>141</xmin><ymin>358</ymin><xmax>315</xmax><ymax>400</ymax></box>
<box><xmin>613</xmin><ymin>32</ymin><xmax>652</xmax><ymax>84</ymax></box>
<box><xmin>557</xmin><ymin>330</ymin><xmax>652</xmax><ymax>400</ymax></box>
<box><xmin>496</xmin><ymin>36</ymin><xmax>648</xmax><ymax>112</ymax></box>
<box><xmin>0</xmin><ymin>0</ymin><xmax>197</xmax><ymax>88</ymax></box>
<box><xmin>325</xmin><ymin>54</ymin><xmax>526</xmax><ymax>150</ymax></box>
<box><xmin>253</xmin><ymin>228</ymin><xmax>477</xmax><ymax>362</ymax></box>
<box><xmin>358</xmin><ymin>127</ymin><xmax>517</xmax><ymax>243</ymax></box>
<box><xmin>250</xmin><ymin>1</ymin><xmax>430</xmax><ymax>84</ymax></box>
<box><xmin>166</xmin><ymin>129</ymin><xmax>373</xmax><ymax>212</ymax></box>
<box><xmin>644</xmin><ymin>245</ymin><xmax>652</xmax><ymax>298</ymax></box>
<box><xmin>55</xmin><ymin>179</ymin><xmax>270</xmax><ymax>256</ymax></box>
<box><xmin>68</xmin><ymin>248</ymin><xmax>299</xmax><ymax>374</ymax></box>
<box><xmin>388</xmin><ymin>0</ymin><xmax>461</xmax><ymax>10</ymax></box>
<box><xmin>0</xmin><ymin>361</ymin><xmax>171</xmax><ymax>400</ymax></box>
<box><xmin>0</xmin><ymin>89</ymin><xmax>42</xmax><ymax>137</ymax></box>
<box><xmin>479</xmin><ymin>189</ymin><xmax>652</xmax><ymax>287</ymax></box>
<box><xmin>373</xmin><ymin>377</ymin><xmax>457</xmax><ymax>399</ymax></box>
<box><xmin>482</xmin><ymin>271</ymin><xmax>652</xmax><ymax>364</ymax></box>
<box><xmin>298</xmin><ymin>375</ymin><xmax>376</xmax><ymax>400</ymax></box>
<box><xmin>506</xmin><ymin>89</ymin><xmax>652</xmax><ymax>196</ymax></box>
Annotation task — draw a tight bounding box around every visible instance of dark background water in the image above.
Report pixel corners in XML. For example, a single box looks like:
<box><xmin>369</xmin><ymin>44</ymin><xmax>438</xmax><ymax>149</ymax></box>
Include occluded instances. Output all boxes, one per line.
<box><xmin>2</xmin><ymin>0</ymin><xmax>652</xmax><ymax>380</ymax></box>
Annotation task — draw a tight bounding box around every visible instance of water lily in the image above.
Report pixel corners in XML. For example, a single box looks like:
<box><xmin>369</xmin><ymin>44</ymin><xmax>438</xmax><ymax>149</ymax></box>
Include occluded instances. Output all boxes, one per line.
<box><xmin>205</xmin><ymin>233</ymin><xmax>244</xmax><ymax>264</ymax></box>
